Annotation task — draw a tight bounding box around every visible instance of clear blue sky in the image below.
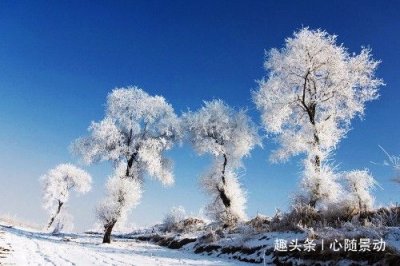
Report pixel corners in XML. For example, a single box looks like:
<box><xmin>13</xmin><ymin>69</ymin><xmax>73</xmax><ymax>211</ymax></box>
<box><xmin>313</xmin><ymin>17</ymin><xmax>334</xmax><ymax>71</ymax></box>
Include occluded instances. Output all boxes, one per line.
<box><xmin>0</xmin><ymin>0</ymin><xmax>399</xmax><ymax>231</ymax></box>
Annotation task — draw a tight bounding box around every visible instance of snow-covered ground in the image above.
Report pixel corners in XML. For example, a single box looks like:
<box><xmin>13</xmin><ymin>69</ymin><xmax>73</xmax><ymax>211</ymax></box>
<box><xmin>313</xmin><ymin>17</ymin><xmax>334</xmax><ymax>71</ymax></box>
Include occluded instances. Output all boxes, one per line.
<box><xmin>0</xmin><ymin>224</ymin><xmax>249</xmax><ymax>265</ymax></box>
<box><xmin>2</xmin><ymin>220</ymin><xmax>400</xmax><ymax>265</ymax></box>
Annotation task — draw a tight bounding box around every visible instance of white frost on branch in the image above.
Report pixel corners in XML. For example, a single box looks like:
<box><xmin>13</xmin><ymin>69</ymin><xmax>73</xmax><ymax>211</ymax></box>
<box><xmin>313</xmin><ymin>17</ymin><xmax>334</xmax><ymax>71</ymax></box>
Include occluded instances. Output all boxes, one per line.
<box><xmin>184</xmin><ymin>100</ymin><xmax>259</xmax><ymax>165</ymax></box>
<box><xmin>301</xmin><ymin>160</ymin><xmax>343</xmax><ymax>209</ymax></box>
<box><xmin>163</xmin><ymin>206</ymin><xmax>187</xmax><ymax>231</ymax></box>
<box><xmin>40</xmin><ymin>163</ymin><xmax>92</xmax><ymax>232</ymax></box>
<box><xmin>343</xmin><ymin>169</ymin><xmax>377</xmax><ymax>214</ymax></box>
<box><xmin>97</xmin><ymin>162</ymin><xmax>142</xmax><ymax>230</ymax></box>
<box><xmin>253</xmin><ymin>27</ymin><xmax>383</xmax><ymax>207</ymax></box>
<box><xmin>73</xmin><ymin>87</ymin><xmax>181</xmax><ymax>184</ymax></box>
<box><xmin>201</xmin><ymin>165</ymin><xmax>248</xmax><ymax>225</ymax></box>
<box><xmin>253</xmin><ymin>27</ymin><xmax>382</xmax><ymax>162</ymax></box>
<box><xmin>184</xmin><ymin>100</ymin><xmax>260</xmax><ymax>226</ymax></box>
<box><xmin>72</xmin><ymin>86</ymin><xmax>181</xmax><ymax>242</ymax></box>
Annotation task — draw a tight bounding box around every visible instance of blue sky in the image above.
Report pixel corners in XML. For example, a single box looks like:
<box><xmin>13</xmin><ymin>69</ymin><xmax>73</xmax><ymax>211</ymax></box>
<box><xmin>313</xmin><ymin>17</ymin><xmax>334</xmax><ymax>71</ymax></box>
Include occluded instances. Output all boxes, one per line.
<box><xmin>0</xmin><ymin>0</ymin><xmax>399</xmax><ymax>231</ymax></box>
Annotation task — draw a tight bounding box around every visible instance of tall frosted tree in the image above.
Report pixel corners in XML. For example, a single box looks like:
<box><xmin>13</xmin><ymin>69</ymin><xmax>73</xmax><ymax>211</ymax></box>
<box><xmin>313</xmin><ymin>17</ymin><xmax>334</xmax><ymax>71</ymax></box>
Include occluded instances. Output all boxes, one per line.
<box><xmin>41</xmin><ymin>163</ymin><xmax>92</xmax><ymax>233</ymax></box>
<box><xmin>73</xmin><ymin>87</ymin><xmax>181</xmax><ymax>243</ymax></box>
<box><xmin>253</xmin><ymin>28</ymin><xmax>383</xmax><ymax>208</ymax></box>
<box><xmin>184</xmin><ymin>100</ymin><xmax>260</xmax><ymax>226</ymax></box>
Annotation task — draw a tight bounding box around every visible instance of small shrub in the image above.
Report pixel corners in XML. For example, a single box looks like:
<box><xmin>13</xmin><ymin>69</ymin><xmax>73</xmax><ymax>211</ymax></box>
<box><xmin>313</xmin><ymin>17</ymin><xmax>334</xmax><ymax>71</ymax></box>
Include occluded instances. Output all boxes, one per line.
<box><xmin>246</xmin><ymin>214</ymin><xmax>271</xmax><ymax>232</ymax></box>
<box><xmin>163</xmin><ymin>206</ymin><xmax>187</xmax><ymax>232</ymax></box>
<box><xmin>178</xmin><ymin>217</ymin><xmax>206</xmax><ymax>232</ymax></box>
<box><xmin>198</xmin><ymin>229</ymin><xmax>222</xmax><ymax>244</ymax></box>
<box><xmin>367</xmin><ymin>206</ymin><xmax>400</xmax><ymax>227</ymax></box>
<box><xmin>162</xmin><ymin>206</ymin><xmax>206</xmax><ymax>233</ymax></box>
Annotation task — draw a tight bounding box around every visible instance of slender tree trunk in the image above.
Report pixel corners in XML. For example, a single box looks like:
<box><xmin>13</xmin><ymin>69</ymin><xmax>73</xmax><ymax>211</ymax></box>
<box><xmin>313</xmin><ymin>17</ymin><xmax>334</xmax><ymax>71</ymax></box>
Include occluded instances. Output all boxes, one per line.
<box><xmin>218</xmin><ymin>154</ymin><xmax>231</xmax><ymax>208</ymax></box>
<box><xmin>47</xmin><ymin>200</ymin><xmax>63</xmax><ymax>229</ymax></box>
<box><xmin>309</xmin><ymin>153</ymin><xmax>321</xmax><ymax>208</ymax></box>
<box><xmin>217</xmin><ymin>153</ymin><xmax>236</xmax><ymax>227</ymax></box>
<box><xmin>301</xmin><ymin>74</ymin><xmax>323</xmax><ymax>208</ymax></box>
<box><xmin>308</xmin><ymin>122</ymin><xmax>322</xmax><ymax>208</ymax></box>
<box><xmin>221</xmin><ymin>154</ymin><xmax>227</xmax><ymax>184</ymax></box>
<box><xmin>103</xmin><ymin>220</ymin><xmax>116</xmax><ymax>243</ymax></box>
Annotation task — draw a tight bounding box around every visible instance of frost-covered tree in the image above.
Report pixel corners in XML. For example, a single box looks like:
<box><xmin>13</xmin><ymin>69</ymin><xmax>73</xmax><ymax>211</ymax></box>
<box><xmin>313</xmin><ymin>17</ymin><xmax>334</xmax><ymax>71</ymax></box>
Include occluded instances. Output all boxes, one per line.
<box><xmin>73</xmin><ymin>86</ymin><xmax>181</xmax><ymax>243</ymax></box>
<box><xmin>40</xmin><ymin>163</ymin><xmax>92</xmax><ymax>232</ymax></box>
<box><xmin>343</xmin><ymin>169</ymin><xmax>377</xmax><ymax>214</ymax></box>
<box><xmin>184</xmin><ymin>100</ymin><xmax>260</xmax><ymax>226</ymax></box>
<box><xmin>253</xmin><ymin>28</ymin><xmax>383</xmax><ymax>207</ymax></box>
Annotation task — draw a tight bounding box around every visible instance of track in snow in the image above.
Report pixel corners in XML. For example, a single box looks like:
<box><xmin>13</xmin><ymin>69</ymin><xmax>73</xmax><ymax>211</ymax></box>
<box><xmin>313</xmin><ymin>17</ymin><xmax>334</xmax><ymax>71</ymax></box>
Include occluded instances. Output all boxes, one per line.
<box><xmin>0</xmin><ymin>229</ymin><xmax>12</xmax><ymax>261</ymax></box>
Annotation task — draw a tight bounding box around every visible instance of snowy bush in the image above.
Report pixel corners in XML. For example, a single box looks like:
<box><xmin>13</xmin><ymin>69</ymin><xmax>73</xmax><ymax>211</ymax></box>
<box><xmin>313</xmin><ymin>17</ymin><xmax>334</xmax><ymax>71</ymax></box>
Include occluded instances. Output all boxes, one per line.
<box><xmin>179</xmin><ymin>217</ymin><xmax>206</xmax><ymax>232</ymax></box>
<box><xmin>246</xmin><ymin>214</ymin><xmax>271</xmax><ymax>232</ymax></box>
<box><xmin>183</xmin><ymin>100</ymin><xmax>260</xmax><ymax>227</ymax></box>
<box><xmin>253</xmin><ymin>27</ymin><xmax>383</xmax><ymax>208</ymax></box>
<box><xmin>163</xmin><ymin>206</ymin><xmax>187</xmax><ymax>231</ymax></box>
<box><xmin>198</xmin><ymin>228</ymin><xmax>224</xmax><ymax>244</ymax></box>
<box><xmin>271</xmin><ymin>203</ymin><xmax>320</xmax><ymax>231</ymax></box>
<box><xmin>301</xmin><ymin>161</ymin><xmax>343</xmax><ymax>210</ymax></box>
<box><xmin>342</xmin><ymin>169</ymin><xmax>377</xmax><ymax>215</ymax></box>
<box><xmin>73</xmin><ymin>86</ymin><xmax>181</xmax><ymax>243</ymax></box>
<box><xmin>40</xmin><ymin>163</ymin><xmax>92</xmax><ymax>232</ymax></box>
<box><xmin>370</xmin><ymin>206</ymin><xmax>400</xmax><ymax>227</ymax></box>
<box><xmin>162</xmin><ymin>206</ymin><xmax>206</xmax><ymax>233</ymax></box>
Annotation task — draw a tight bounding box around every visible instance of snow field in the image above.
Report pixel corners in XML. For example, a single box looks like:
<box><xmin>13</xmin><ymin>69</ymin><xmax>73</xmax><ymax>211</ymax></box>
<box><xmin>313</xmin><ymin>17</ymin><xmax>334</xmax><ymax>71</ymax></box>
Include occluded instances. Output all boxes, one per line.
<box><xmin>0</xmin><ymin>225</ymin><xmax>248</xmax><ymax>265</ymax></box>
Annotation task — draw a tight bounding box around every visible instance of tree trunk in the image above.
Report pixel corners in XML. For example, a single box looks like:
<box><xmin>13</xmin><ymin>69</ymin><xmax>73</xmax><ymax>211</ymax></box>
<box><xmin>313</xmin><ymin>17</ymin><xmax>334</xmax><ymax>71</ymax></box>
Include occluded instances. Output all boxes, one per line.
<box><xmin>309</xmin><ymin>154</ymin><xmax>321</xmax><ymax>208</ymax></box>
<box><xmin>300</xmin><ymin>73</ymin><xmax>323</xmax><ymax>209</ymax></box>
<box><xmin>217</xmin><ymin>187</ymin><xmax>231</xmax><ymax>208</ymax></box>
<box><xmin>221</xmin><ymin>154</ymin><xmax>227</xmax><ymax>184</ymax></box>
<box><xmin>47</xmin><ymin>200</ymin><xmax>63</xmax><ymax>229</ymax></box>
<box><xmin>103</xmin><ymin>220</ymin><xmax>116</xmax><ymax>243</ymax></box>
<box><xmin>217</xmin><ymin>153</ymin><xmax>234</xmax><ymax>227</ymax></box>
<box><xmin>218</xmin><ymin>154</ymin><xmax>231</xmax><ymax>208</ymax></box>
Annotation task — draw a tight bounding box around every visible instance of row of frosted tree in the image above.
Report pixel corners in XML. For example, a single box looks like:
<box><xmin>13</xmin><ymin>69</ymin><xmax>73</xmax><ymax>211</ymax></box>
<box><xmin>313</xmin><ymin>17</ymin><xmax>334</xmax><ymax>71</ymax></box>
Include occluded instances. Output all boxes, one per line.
<box><xmin>40</xmin><ymin>28</ymin><xmax>385</xmax><ymax>243</ymax></box>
